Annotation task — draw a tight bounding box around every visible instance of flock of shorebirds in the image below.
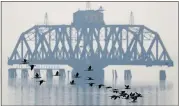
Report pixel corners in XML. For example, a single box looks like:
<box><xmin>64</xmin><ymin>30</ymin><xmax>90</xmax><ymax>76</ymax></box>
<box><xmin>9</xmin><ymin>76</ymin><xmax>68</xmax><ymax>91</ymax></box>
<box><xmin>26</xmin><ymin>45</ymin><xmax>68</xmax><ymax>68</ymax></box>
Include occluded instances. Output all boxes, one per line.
<box><xmin>20</xmin><ymin>59</ymin><xmax>143</xmax><ymax>103</ymax></box>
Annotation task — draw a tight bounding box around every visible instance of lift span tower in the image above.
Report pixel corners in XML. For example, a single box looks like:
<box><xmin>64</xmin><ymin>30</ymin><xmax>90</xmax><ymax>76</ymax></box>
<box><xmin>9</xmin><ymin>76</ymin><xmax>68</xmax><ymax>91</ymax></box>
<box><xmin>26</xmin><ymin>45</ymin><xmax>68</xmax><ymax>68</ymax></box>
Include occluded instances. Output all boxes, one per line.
<box><xmin>8</xmin><ymin>4</ymin><xmax>173</xmax><ymax>72</ymax></box>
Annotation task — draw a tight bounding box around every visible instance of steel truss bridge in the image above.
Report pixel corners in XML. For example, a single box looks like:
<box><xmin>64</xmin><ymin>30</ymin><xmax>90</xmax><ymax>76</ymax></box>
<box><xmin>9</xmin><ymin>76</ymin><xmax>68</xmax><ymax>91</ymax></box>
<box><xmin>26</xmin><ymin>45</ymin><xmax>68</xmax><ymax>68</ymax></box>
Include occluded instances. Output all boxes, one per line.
<box><xmin>8</xmin><ymin>24</ymin><xmax>173</xmax><ymax>69</ymax></box>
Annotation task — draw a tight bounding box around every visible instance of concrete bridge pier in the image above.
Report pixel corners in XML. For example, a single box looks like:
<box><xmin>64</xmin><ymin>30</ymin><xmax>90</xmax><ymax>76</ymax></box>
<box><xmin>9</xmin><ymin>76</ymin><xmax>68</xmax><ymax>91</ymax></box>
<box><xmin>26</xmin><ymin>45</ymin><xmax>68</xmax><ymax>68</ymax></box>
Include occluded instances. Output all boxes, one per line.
<box><xmin>34</xmin><ymin>69</ymin><xmax>41</xmax><ymax>77</ymax></box>
<box><xmin>46</xmin><ymin>69</ymin><xmax>53</xmax><ymax>79</ymax></box>
<box><xmin>59</xmin><ymin>69</ymin><xmax>66</xmax><ymax>78</ymax></box>
<box><xmin>112</xmin><ymin>70</ymin><xmax>118</xmax><ymax>79</ymax></box>
<box><xmin>159</xmin><ymin>70</ymin><xmax>166</xmax><ymax>80</ymax></box>
<box><xmin>21</xmin><ymin>69</ymin><xmax>29</xmax><ymax>79</ymax></box>
<box><xmin>8</xmin><ymin>68</ymin><xmax>17</xmax><ymax>78</ymax></box>
<box><xmin>124</xmin><ymin>70</ymin><xmax>132</xmax><ymax>80</ymax></box>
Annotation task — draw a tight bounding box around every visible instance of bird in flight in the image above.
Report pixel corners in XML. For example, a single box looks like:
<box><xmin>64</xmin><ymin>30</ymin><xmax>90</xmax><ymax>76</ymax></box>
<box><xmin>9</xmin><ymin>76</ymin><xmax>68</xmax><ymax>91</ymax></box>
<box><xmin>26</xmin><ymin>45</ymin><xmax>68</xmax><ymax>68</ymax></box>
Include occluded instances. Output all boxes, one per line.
<box><xmin>54</xmin><ymin>71</ymin><xmax>60</xmax><ymax>76</ymax></box>
<box><xmin>106</xmin><ymin>86</ymin><xmax>112</xmax><ymax>89</ymax></box>
<box><xmin>86</xmin><ymin>77</ymin><xmax>94</xmax><ymax>80</ymax></box>
<box><xmin>74</xmin><ymin>72</ymin><xmax>80</xmax><ymax>78</ymax></box>
<box><xmin>135</xmin><ymin>92</ymin><xmax>143</xmax><ymax>97</ymax></box>
<box><xmin>109</xmin><ymin>95</ymin><xmax>120</xmax><ymax>100</ymax></box>
<box><xmin>85</xmin><ymin>65</ymin><xmax>93</xmax><ymax>71</ymax></box>
<box><xmin>130</xmin><ymin>96</ymin><xmax>138</xmax><ymax>103</ymax></box>
<box><xmin>87</xmin><ymin>83</ymin><xmax>95</xmax><ymax>87</ymax></box>
<box><xmin>21</xmin><ymin>59</ymin><xmax>29</xmax><ymax>64</ymax></box>
<box><xmin>125</xmin><ymin>85</ymin><xmax>131</xmax><ymax>89</ymax></box>
<box><xmin>34</xmin><ymin>73</ymin><xmax>41</xmax><ymax>79</ymax></box>
<box><xmin>98</xmin><ymin>84</ymin><xmax>104</xmax><ymax>89</ymax></box>
<box><xmin>70</xmin><ymin>80</ymin><xmax>75</xmax><ymax>85</ymax></box>
<box><xmin>37</xmin><ymin>80</ymin><xmax>46</xmax><ymax>85</ymax></box>
<box><xmin>29</xmin><ymin>64</ymin><xmax>36</xmax><ymax>71</ymax></box>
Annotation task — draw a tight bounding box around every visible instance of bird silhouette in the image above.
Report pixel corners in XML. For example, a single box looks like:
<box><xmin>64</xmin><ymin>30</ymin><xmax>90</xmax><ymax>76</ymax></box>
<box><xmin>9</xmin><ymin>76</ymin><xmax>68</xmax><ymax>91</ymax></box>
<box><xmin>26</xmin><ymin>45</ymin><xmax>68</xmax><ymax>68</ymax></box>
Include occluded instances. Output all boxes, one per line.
<box><xmin>86</xmin><ymin>77</ymin><xmax>94</xmax><ymax>80</ymax></box>
<box><xmin>130</xmin><ymin>92</ymin><xmax>135</xmax><ymax>97</ymax></box>
<box><xmin>85</xmin><ymin>65</ymin><xmax>93</xmax><ymax>71</ymax></box>
<box><xmin>125</xmin><ymin>94</ymin><xmax>130</xmax><ymax>99</ymax></box>
<box><xmin>135</xmin><ymin>92</ymin><xmax>143</xmax><ymax>97</ymax></box>
<box><xmin>120</xmin><ymin>91</ymin><xmax>126</xmax><ymax>94</ymax></box>
<box><xmin>29</xmin><ymin>65</ymin><xmax>36</xmax><ymax>71</ymax></box>
<box><xmin>111</xmin><ymin>89</ymin><xmax>119</xmax><ymax>93</ymax></box>
<box><xmin>120</xmin><ymin>92</ymin><xmax>128</xmax><ymax>97</ymax></box>
<box><xmin>109</xmin><ymin>95</ymin><xmax>120</xmax><ymax>100</ymax></box>
<box><xmin>87</xmin><ymin>83</ymin><xmax>95</xmax><ymax>87</ymax></box>
<box><xmin>21</xmin><ymin>59</ymin><xmax>29</xmax><ymax>64</ymax></box>
<box><xmin>98</xmin><ymin>84</ymin><xmax>104</xmax><ymax>89</ymax></box>
<box><xmin>130</xmin><ymin>96</ymin><xmax>138</xmax><ymax>103</ymax></box>
<box><xmin>70</xmin><ymin>80</ymin><xmax>75</xmax><ymax>85</ymax></box>
<box><xmin>74</xmin><ymin>72</ymin><xmax>80</xmax><ymax>78</ymax></box>
<box><xmin>106</xmin><ymin>86</ymin><xmax>112</xmax><ymax>89</ymax></box>
<box><xmin>75</xmin><ymin>72</ymin><xmax>79</xmax><ymax>77</ymax></box>
<box><xmin>53</xmin><ymin>71</ymin><xmax>60</xmax><ymax>76</ymax></box>
<box><xmin>125</xmin><ymin>85</ymin><xmax>131</xmax><ymax>89</ymax></box>
<box><xmin>37</xmin><ymin>80</ymin><xmax>45</xmax><ymax>85</ymax></box>
<box><xmin>112</xmin><ymin>90</ymin><xmax>119</xmax><ymax>93</ymax></box>
<box><xmin>112</xmin><ymin>88</ymin><xmax>118</xmax><ymax>91</ymax></box>
<box><xmin>34</xmin><ymin>73</ymin><xmax>41</xmax><ymax>79</ymax></box>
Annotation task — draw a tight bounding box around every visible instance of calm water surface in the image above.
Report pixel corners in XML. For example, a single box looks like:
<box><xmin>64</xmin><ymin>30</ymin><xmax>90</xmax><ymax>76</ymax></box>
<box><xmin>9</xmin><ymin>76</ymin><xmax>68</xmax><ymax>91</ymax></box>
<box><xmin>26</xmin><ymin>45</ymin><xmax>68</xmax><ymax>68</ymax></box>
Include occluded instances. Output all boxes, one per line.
<box><xmin>5</xmin><ymin>69</ymin><xmax>175</xmax><ymax>105</ymax></box>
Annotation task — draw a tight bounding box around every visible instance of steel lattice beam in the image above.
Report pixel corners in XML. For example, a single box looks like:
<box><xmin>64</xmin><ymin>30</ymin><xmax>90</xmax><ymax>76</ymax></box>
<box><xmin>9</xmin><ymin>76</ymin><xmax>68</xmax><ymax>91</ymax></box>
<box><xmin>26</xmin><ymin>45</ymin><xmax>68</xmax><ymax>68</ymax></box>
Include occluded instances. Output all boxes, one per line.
<box><xmin>8</xmin><ymin>25</ymin><xmax>173</xmax><ymax>67</ymax></box>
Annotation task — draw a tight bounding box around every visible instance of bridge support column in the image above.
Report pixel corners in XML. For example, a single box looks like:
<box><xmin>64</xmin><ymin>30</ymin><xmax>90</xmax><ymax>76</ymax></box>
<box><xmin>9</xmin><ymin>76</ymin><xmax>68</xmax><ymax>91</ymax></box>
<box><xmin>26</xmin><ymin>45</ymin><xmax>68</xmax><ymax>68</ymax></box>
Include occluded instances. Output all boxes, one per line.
<box><xmin>8</xmin><ymin>68</ymin><xmax>17</xmax><ymax>78</ymax></box>
<box><xmin>112</xmin><ymin>70</ymin><xmax>118</xmax><ymax>79</ymax></box>
<box><xmin>21</xmin><ymin>69</ymin><xmax>29</xmax><ymax>79</ymax></box>
<box><xmin>46</xmin><ymin>69</ymin><xmax>53</xmax><ymax>79</ymax></box>
<box><xmin>34</xmin><ymin>69</ymin><xmax>41</xmax><ymax>77</ymax></box>
<box><xmin>124</xmin><ymin>70</ymin><xmax>132</xmax><ymax>80</ymax></box>
<box><xmin>59</xmin><ymin>69</ymin><xmax>66</xmax><ymax>77</ymax></box>
<box><xmin>159</xmin><ymin>70</ymin><xmax>166</xmax><ymax>80</ymax></box>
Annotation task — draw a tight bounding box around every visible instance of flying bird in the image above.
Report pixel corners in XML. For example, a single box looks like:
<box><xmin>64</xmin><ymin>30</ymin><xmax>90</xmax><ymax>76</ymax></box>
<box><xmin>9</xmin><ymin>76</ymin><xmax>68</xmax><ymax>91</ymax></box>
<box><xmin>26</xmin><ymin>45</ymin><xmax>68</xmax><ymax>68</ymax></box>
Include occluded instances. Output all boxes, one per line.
<box><xmin>135</xmin><ymin>92</ymin><xmax>143</xmax><ymax>97</ymax></box>
<box><xmin>111</xmin><ymin>89</ymin><xmax>119</xmax><ymax>93</ymax></box>
<box><xmin>85</xmin><ymin>65</ymin><xmax>93</xmax><ymax>71</ymax></box>
<box><xmin>112</xmin><ymin>88</ymin><xmax>118</xmax><ymax>91</ymax></box>
<box><xmin>106</xmin><ymin>86</ymin><xmax>112</xmax><ymax>89</ymax></box>
<box><xmin>125</xmin><ymin>94</ymin><xmax>130</xmax><ymax>99</ymax></box>
<box><xmin>70</xmin><ymin>80</ymin><xmax>75</xmax><ymax>85</ymax></box>
<box><xmin>86</xmin><ymin>77</ymin><xmax>94</xmax><ymax>80</ymax></box>
<box><xmin>87</xmin><ymin>83</ymin><xmax>95</xmax><ymax>87</ymax></box>
<box><xmin>21</xmin><ymin>59</ymin><xmax>29</xmax><ymax>64</ymax></box>
<box><xmin>37</xmin><ymin>80</ymin><xmax>46</xmax><ymax>85</ymax></box>
<box><xmin>109</xmin><ymin>95</ymin><xmax>120</xmax><ymax>100</ymax></box>
<box><xmin>98</xmin><ymin>84</ymin><xmax>104</xmax><ymax>89</ymax></box>
<box><xmin>125</xmin><ymin>85</ymin><xmax>131</xmax><ymax>89</ymax></box>
<box><xmin>74</xmin><ymin>72</ymin><xmax>80</xmax><ymax>78</ymax></box>
<box><xmin>29</xmin><ymin>64</ymin><xmax>36</xmax><ymax>71</ymax></box>
<box><xmin>130</xmin><ymin>96</ymin><xmax>138</xmax><ymax>103</ymax></box>
<box><xmin>34</xmin><ymin>73</ymin><xmax>41</xmax><ymax>79</ymax></box>
<box><xmin>54</xmin><ymin>71</ymin><xmax>60</xmax><ymax>76</ymax></box>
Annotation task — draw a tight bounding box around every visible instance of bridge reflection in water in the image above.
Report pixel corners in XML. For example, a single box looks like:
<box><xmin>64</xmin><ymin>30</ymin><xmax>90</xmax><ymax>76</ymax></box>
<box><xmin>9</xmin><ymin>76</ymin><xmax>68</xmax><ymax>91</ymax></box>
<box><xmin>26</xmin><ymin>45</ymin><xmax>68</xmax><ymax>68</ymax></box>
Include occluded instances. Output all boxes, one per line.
<box><xmin>8</xmin><ymin>68</ymin><xmax>174</xmax><ymax>105</ymax></box>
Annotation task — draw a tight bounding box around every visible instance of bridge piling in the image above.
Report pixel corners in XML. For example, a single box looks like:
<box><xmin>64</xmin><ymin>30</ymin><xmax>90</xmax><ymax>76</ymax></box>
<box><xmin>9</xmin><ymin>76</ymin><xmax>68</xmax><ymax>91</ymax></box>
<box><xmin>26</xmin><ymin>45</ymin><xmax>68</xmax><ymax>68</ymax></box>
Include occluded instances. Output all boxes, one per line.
<box><xmin>8</xmin><ymin>68</ymin><xmax>17</xmax><ymax>78</ymax></box>
<box><xmin>21</xmin><ymin>69</ymin><xmax>29</xmax><ymax>79</ymax></box>
<box><xmin>59</xmin><ymin>69</ymin><xmax>66</xmax><ymax>78</ymax></box>
<box><xmin>159</xmin><ymin>70</ymin><xmax>166</xmax><ymax>80</ymax></box>
<box><xmin>124</xmin><ymin>70</ymin><xmax>132</xmax><ymax>80</ymax></box>
<box><xmin>34</xmin><ymin>69</ymin><xmax>41</xmax><ymax>77</ymax></box>
<box><xmin>46</xmin><ymin>69</ymin><xmax>53</xmax><ymax>79</ymax></box>
<box><xmin>112</xmin><ymin>70</ymin><xmax>118</xmax><ymax>79</ymax></box>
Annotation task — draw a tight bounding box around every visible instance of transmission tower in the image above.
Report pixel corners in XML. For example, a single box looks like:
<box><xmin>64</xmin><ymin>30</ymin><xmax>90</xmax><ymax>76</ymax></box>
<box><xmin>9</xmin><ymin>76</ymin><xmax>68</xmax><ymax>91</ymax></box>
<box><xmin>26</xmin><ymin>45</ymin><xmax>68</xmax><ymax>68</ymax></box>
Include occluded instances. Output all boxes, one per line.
<box><xmin>44</xmin><ymin>12</ymin><xmax>48</xmax><ymax>25</ymax></box>
<box><xmin>129</xmin><ymin>11</ymin><xmax>134</xmax><ymax>25</ymax></box>
<box><xmin>86</xmin><ymin>1</ymin><xmax>91</xmax><ymax>10</ymax></box>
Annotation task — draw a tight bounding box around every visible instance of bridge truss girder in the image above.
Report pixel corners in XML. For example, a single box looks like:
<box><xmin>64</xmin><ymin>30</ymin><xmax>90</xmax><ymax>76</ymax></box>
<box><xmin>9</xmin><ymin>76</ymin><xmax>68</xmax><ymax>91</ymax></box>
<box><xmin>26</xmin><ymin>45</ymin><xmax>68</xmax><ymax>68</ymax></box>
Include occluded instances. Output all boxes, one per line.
<box><xmin>8</xmin><ymin>25</ymin><xmax>173</xmax><ymax>67</ymax></box>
